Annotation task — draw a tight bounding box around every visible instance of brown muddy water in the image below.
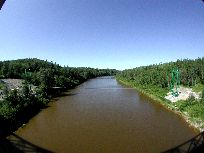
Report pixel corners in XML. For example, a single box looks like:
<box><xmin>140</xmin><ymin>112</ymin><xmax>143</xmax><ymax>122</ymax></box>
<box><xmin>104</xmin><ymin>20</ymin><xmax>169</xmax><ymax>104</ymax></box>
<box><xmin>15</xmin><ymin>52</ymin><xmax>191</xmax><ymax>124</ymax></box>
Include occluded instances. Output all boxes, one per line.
<box><xmin>14</xmin><ymin>77</ymin><xmax>198</xmax><ymax>153</ymax></box>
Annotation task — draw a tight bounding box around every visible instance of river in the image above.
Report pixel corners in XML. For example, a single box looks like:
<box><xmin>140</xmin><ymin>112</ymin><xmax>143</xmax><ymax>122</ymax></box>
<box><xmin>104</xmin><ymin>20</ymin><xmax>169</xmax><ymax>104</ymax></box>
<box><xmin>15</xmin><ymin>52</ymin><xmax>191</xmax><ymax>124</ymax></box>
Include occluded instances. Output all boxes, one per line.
<box><xmin>14</xmin><ymin>76</ymin><xmax>198</xmax><ymax>153</ymax></box>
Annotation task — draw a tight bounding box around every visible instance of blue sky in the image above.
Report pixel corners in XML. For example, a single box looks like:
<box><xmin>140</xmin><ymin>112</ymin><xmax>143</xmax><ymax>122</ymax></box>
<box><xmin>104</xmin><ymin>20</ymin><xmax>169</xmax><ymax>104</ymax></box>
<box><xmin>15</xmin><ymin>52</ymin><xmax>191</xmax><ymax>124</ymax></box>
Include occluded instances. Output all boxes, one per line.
<box><xmin>0</xmin><ymin>0</ymin><xmax>204</xmax><ymax>70</ymax></box>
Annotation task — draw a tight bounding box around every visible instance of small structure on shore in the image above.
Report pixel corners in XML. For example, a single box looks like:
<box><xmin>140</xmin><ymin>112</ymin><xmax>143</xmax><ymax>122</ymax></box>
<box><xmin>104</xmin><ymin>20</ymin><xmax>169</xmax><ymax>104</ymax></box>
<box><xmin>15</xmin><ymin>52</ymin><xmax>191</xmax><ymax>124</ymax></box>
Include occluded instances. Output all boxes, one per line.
<box><xmin>165</xmin><ymin>86</ymin><xmax>200</xmax><ymax>102</ymax></box>
<box><xmin>167</xmin><ymin>68</ymin><xmax>180</xmax><ymax>97</ymax></box>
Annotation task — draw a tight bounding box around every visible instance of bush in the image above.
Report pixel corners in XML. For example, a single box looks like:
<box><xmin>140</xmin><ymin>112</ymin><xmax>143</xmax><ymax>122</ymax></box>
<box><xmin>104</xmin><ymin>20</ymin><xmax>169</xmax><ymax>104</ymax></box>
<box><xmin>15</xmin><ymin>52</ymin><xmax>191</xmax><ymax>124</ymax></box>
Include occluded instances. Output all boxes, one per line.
<box><xmin>202</xmin><ymin>88</ymin><xmax>204</xmax><ymax>99</ymax></box>
<box><xmin>187</xmin><ymin>93</ymin><xmax>196</xmax><ymax>102</ymax></box>
<box><xmin>0</xmin><ymin>102</ymin><xmax>17</xmax><ymax>120</ymax></box>
<box><xmin>187</xmin><ymin>102</ymin><xmax>204</xmax><ymax>119</ymax></box>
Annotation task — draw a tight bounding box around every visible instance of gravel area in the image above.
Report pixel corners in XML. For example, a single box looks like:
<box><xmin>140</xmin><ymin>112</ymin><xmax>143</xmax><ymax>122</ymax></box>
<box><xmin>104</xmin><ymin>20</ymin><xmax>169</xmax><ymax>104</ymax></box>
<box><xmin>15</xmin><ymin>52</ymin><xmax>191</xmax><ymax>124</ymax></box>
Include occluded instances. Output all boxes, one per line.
<box><xmin>0</xmin><ymin>79</ymin><xmax>23</xmax><ymax>90</ymax></box>
<box><xmin>0</xmin><ymin>79</ymin><xmax>24</xmax><ymax>100</ymax></box>
<box><xmin>165</xmin><ymin>86</ymin><xmax>201</xmax><ymax>102</ymax></box>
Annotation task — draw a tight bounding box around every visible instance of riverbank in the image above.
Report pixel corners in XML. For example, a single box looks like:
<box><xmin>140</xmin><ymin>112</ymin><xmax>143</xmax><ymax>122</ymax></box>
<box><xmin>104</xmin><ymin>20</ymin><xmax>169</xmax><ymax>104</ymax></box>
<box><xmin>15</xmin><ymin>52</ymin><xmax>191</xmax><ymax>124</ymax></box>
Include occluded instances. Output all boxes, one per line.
<box><xmin>116</xmin><ymin>77</ymin><xmax>204</xmax><ymax>132</ymax></box>
<box><xmin>0</xmin><ymin>58</ymin><xmax>118</xmax><ymax>138</ymax></box>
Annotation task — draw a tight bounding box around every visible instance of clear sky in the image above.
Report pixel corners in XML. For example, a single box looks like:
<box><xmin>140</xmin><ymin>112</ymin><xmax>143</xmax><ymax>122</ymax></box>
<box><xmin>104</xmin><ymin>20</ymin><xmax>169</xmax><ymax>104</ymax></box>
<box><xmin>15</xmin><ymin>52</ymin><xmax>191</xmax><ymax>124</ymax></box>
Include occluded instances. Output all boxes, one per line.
<box><xmin>0</xmin><ymin>0</ymin><xmax>204</xmax><ymax>70</ymax></box>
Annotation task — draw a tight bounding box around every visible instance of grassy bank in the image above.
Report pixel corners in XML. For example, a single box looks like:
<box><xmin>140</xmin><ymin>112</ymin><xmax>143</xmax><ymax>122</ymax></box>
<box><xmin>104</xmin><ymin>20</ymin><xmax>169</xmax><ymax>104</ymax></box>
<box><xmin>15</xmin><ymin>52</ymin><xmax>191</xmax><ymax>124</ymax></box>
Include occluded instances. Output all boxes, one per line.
<box><xmin>116</xmin><ymin>77</ymin><xmax>204</xmax><ymax>132</ymax></box>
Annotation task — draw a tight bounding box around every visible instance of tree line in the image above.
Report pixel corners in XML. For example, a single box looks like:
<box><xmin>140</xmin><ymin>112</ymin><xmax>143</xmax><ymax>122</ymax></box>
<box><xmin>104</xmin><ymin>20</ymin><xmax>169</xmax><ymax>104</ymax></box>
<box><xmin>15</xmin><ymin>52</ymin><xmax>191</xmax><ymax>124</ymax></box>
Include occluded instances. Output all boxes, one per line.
<box><xmin>0</xmin><ymin>58</ymin><xmax>117</xmax><ymax>88</ymax></box>
<box><xmin>117</xmin><ymin>57</ymin><xmax>204</xmax><ymax>89</ymax></box>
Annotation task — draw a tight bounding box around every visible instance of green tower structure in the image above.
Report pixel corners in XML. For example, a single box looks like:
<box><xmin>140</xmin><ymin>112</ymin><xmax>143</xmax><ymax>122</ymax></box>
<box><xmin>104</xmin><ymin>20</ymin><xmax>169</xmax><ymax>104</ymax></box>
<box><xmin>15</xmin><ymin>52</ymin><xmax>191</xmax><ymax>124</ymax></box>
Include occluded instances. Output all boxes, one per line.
<box><xmin>167</xmin><ymin>69</ymin><xmax>180</xmax><ymax>97</ymax></box>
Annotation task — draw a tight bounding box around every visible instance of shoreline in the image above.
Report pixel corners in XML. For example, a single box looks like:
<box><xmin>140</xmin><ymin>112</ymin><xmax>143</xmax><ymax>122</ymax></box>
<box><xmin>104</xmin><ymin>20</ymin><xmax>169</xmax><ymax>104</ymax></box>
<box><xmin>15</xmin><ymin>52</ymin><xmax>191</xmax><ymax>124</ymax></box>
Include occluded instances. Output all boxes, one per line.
<box><xmin>116</xmin><ymin>78</ymin><xmax>203</xmax><ymax>133</ymax></box>
<box><xmin>0</xmin><ymin>76</ymin><xmax>114</xmax><ymax>138</ymax></box>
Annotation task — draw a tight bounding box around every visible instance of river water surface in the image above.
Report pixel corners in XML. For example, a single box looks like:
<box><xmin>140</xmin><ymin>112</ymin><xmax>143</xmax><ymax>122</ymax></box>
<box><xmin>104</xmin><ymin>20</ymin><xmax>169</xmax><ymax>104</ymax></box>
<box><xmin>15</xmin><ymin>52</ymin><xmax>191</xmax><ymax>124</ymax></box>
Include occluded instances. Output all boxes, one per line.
<box><xmin>15</xmin><ymin>77</ymin><xmax>198</xmax><ymax>153</ymax></box>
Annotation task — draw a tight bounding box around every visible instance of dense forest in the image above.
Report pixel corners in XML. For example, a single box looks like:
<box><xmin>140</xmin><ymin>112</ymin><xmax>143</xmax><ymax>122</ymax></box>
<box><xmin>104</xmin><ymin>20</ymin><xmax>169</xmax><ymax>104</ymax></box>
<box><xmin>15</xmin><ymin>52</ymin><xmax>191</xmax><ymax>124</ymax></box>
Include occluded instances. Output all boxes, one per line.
<box><xmin>0</xmin><ymin>58</ymin><xmax>117</xmax><ymax>87</ymax></box>
<box><xmin>117</xmin><ymin>57</ymin><xmax>204</xmax><ymax>99</ymax></box>
<box><xmin>117</xmin><ymin>57</ymin><xmax>204</xmax><ymax>88</ymax></box>
<box><xmin>116</xmin><ymin>57</ymin><xmax>204</xmax><ymax>130</ymax></box>
<box><xmin>0</xmin><ymin>58</ymin><xmax>117</xmax><ymax>135</ymax></box>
